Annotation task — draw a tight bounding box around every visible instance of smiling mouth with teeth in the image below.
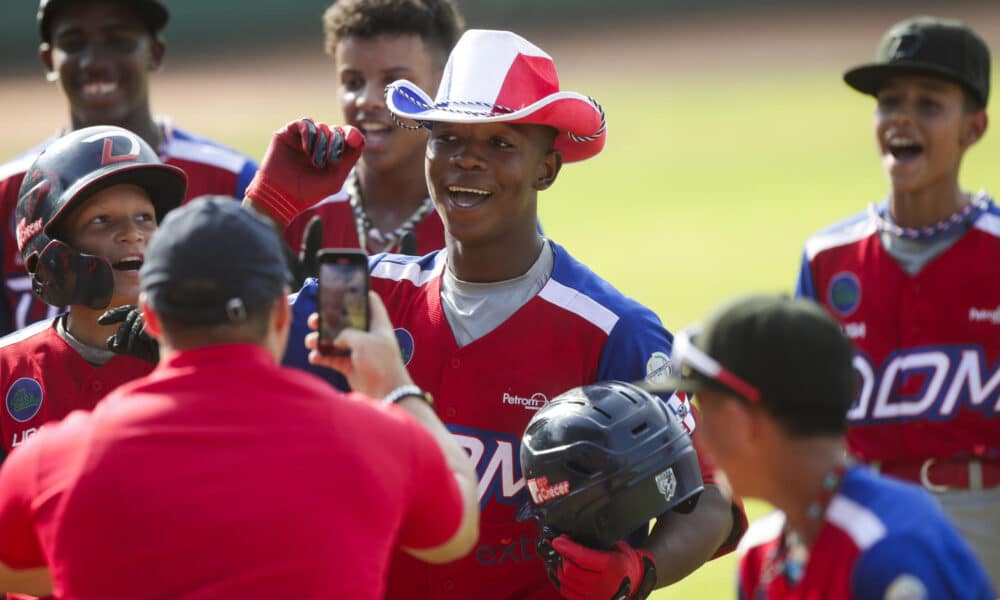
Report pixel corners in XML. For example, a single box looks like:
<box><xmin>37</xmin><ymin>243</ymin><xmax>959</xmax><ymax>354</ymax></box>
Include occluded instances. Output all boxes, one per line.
<box><xmin>447</xmin><ymin>186</ymin><xmax>491</xmax><ymax>208</ymax></box>
<box><xmin>82</xmin><ymin>82</ymin><xmax>118</xmax><ymax>96</ymax></box>
<box><xmin>886</xmin><ymin>137</ymin><xmax>924</xmax><ymax>160</ymax></box>
<box><xmin>113</xmin><ymin>258</ymin><xmax>143</xmax><ymax>271</ymax></box>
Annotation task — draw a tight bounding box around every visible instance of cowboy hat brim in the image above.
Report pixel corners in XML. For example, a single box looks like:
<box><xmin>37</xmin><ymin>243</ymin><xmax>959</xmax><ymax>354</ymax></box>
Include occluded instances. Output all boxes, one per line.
<box><xmin>386</xmin><ymin>79</ymin><xmax>607</xmax><ymax>163</ymax></box>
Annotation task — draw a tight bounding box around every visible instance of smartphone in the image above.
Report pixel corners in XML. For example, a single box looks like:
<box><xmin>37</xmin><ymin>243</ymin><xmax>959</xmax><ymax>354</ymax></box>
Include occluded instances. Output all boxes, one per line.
<box><xmin>316</xmin><ymin>249</ymin><xmax>370</xmax><ymax>355</ymax></box>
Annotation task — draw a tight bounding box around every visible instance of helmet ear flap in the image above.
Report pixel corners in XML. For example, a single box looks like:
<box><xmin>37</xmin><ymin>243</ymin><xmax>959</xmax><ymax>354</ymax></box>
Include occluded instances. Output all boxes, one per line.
<box><xmin>33</xmin><ymin>240</ymin><xmax>115</xmax><ymax>309</ymax></box>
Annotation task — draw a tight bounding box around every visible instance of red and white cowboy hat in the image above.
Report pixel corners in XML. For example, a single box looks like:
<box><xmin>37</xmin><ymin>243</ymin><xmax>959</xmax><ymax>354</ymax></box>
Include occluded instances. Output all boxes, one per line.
<box><xmin>386</xmin><ymin>29</ymin><xmax>607</xmax><ymax>163</ymax></box>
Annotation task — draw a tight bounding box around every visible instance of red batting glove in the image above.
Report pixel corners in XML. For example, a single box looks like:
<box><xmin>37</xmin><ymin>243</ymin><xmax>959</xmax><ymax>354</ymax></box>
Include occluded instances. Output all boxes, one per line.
<box><xmin>550</xmin><ymin>535</ymin><xmax>657</xmax><ymax>600</ymax></box>
<box><xmin>246</xmin><ymin>119</ymin><xmax>365</xmax><ymax>227</ymax></box>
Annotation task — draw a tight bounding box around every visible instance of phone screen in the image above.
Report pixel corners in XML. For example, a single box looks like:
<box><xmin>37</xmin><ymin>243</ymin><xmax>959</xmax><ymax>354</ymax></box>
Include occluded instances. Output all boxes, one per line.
<box><xmin>317</xmin><ymin>250</ymin><xmax>369</xmax><ymax>355</ymax></box>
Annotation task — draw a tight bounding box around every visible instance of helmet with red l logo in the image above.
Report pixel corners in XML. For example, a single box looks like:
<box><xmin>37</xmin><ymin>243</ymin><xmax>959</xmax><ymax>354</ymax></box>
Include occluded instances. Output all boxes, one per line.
<box><xmin>517</xmin><ymin>381</ymin><xmax>704</xmax><ymax>550</ymax></box>
<box><xmin>15</xmin><ymin>125</ymin><xmax>186</xmax><ymax>308</ymax></box>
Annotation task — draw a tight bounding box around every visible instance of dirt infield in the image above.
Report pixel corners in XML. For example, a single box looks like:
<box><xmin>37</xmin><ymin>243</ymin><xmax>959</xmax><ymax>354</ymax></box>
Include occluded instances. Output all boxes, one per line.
<box><xmin>2</xmin><ymin>1</ymin><xmax>999</xmax><ymax>159</ymax></box>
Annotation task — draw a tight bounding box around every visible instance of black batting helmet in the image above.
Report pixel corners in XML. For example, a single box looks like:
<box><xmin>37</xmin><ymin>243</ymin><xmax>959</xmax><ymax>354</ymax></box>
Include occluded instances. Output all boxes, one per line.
<box><xmin>518</xmin><ymin>381</ymin><xmax>704</xmax><ymax>550</ymax></box>
<box><xmin>16</xmin><ymin>125</ymin><xmax>186</xmax><ymax>309</ymax></box>
<box><xmin>38</xmin><ymin>0</ymin><xmax>170</xmax><ymax>44</ymax></box>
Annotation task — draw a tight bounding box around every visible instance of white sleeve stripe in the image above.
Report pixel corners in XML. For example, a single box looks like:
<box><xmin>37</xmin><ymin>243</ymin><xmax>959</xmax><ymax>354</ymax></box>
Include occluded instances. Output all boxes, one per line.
<box><xmin>974</xmin><ymin>212</ymin><xmax>1000</xmax><ymax>237</ymax></box>
<box><xmin>826</xmin><ymin>495</ymin><xmax>887</xmax><ymax>550</ymax></box>
<box><xmin>736</xmin><ymin>510</ymin><xmax>786</xmax><ymax>556</ymax></box>
<box><xmin>370</xmin><ymin>254</ymin><xmax>446</xmax><ymax>287</ymax></box>
<box><xmin>537</xmin><ymin>279</ymin><xmax>619</xmax><ymax>334</ymax></box>
<box><xmin>164</xmin><ymin>139</ymin><xmax>247</xmax><ymax>173</ymax></box>
<box><xmin>0</xmin><ymin>319</ymin><xmax>52</xmax><ymax>349</ymax></box>
<box><xmin>804</xmin><ymin>219</ymin><xmax>877</xmax><ymax>261</ymax></box>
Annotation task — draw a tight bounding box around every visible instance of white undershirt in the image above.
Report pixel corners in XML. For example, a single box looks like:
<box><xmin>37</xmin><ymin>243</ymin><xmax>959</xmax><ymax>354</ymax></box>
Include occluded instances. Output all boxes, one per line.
<box><xmin>441</xmin><ymin>239</ymin><xmax>554</xmax><ymax>347</ymax></box>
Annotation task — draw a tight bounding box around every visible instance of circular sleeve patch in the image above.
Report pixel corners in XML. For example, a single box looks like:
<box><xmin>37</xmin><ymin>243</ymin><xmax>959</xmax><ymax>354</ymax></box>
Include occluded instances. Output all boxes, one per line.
<box><xmin>6</xmin><ymin>378</ymin><xmax>44</xmax><ymax>423</ymax></box>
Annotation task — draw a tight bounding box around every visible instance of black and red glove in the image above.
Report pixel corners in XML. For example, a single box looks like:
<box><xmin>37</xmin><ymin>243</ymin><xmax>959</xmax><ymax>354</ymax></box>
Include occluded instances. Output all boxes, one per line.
<box><xmin>246</xmin><ymin>119</ymin><xmax>365</xmax><ymax>227</ymax></box>
<box><xmin>98</xmin><ymin>305</ymin><xmax>159</xmax><ymax>364</ymax></box>
<box><xmin>546</xmin><ymin>534</ymin><xmax>657</xmax><ymax>600</ymax></box>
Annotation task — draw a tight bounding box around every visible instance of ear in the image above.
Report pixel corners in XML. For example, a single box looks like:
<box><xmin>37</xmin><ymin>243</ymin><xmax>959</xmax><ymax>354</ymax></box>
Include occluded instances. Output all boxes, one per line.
<box><xmin>533</xmin><ymin>149</ymin><xmax>563</xmax><ymax>192</ymax></box>
<box><xmin>961</xmin><ymin>109</ymin><xmax>988</xmax><ymax>149</ymax></box>
<box><xmin>39</xmin><ymin>43</ymin><xmax>55</xmax><ymax>77</ymax></box>
<box><xmin>272</xmin><ymin>288</ymin><xmax>292</xmax><ymax>336</ymax></box>
<box><xmin>139</xmin><ymin>294</ymin><xmax>162</xmax><ymax>340</ymax></box>
<box><xmin>148</xmin><ymin>36</ymin><xmax>166</xmax><ymax>71</ymax></box>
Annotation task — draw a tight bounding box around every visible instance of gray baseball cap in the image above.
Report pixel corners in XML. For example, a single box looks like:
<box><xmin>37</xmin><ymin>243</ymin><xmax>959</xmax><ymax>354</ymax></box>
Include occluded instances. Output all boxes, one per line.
<box><xmin>844</xmin><ymin>15</ymin><xmax>991</xmax><ymax>108</ymax></box>
<box><xmin>141</xmin><ymin>197</ymin><xmax>290</xmax><ymax>326</ymax></box>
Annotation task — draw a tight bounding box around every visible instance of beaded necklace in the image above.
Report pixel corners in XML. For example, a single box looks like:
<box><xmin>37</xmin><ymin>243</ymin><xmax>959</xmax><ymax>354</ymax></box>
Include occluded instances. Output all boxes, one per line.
<box><xmin>868</xmin><ymin>191</ymin><xmax>991</xmax><ymax>241</ymax></box>
<box><xmin>757</xmin><ymin>462</ymin><xmax>848</xmax><ymax>590</ymax></box>
<box><xmin>347</xmin><ymin>172</ymin><xmax>434</xmax><ymax>254</ymax></box>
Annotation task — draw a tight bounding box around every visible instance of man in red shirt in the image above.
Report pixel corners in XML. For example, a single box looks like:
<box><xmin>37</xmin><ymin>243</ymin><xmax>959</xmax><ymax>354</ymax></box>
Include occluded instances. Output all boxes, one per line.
<box><xmin>0</xmin><ymin>197</ymin><xmax>478</xmax><ymax>598</ymax></box>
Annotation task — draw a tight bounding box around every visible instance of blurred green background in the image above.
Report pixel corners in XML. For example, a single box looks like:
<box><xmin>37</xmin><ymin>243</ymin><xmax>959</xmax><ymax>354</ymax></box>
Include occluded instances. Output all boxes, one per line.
<box><xmin>2</xmin><ymin>1</ymin><xmax>998</xmax><ymax>597</ymax></box>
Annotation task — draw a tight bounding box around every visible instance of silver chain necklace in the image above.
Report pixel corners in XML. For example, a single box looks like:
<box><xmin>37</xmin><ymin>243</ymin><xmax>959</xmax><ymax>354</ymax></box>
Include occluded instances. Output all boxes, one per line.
<box><xmin>868</xmin><ymin>191</ymin><xmax>991</xmax><ymax>240</ymax></box>
<box><xmin>347</xmin><ymin>172</ymin><xmax>434</xmax><ymax>254</ymax></box>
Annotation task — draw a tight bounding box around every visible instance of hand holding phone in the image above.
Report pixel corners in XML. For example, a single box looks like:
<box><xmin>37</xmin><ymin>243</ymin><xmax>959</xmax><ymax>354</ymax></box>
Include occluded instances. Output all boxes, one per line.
<box><xmin>317</xmin><ymin>249</ymin><xmax>370</xmax><ymax>355</ymax></box>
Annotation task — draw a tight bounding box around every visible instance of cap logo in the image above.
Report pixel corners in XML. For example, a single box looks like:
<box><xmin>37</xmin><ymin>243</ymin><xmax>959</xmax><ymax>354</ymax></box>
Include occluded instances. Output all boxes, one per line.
<box><xmin>83</xmin><ymin>131</ymin><xmax>141</xmax><ymax>165</ymax></box>
<box><xmin>888</xmin><ymin>31</ymin><xmax>925</xmax><ymax>61</ymax></box>
<box><xmin>6</xmin><ymin>378</ymin><xmax>43</xmax><ymax>423</ymax></box>
<box><xmin>527</xmin><ymin>476</ymin><xmax>570</xmax><ymax>505</ymax></box>
<box><xmin>655</xmin><ymin>468</ymin><xmax>677</xmax><ymax>502</ymax></box>
<box><xmin>828</xmin><ymin>272</ymin><xmax>862</xmax><ymax>317</ymax></box>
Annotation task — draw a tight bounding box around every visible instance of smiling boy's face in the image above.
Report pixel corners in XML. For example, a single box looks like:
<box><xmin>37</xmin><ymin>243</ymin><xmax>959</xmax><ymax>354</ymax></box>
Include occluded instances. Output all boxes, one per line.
<box><xmin>42</xmin><ymin>0</ymin><xmax>163</xmax><ymax>129</ymax></box>
<box><xmin>61</xmin><ymin>183</ymin><xmax>156</xmax><ymax>307</ymax></box>
<box><xmin>874</xmin><ymin>74</ymin><xmax>986</xmax><ymax>194</ymax></box>
<box><xmin>424</xmin><ymin>120</ymin><xmax>559</xmax><ymax>245</ymax></box>
<box><xmin>336</xmin><ymin>34</ymin><xmax>442</xmax><ymax>175</ymax></box>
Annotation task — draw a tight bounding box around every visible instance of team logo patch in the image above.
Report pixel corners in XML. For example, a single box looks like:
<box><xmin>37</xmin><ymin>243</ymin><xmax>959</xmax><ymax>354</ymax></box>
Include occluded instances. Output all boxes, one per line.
<box><xmin>6</xmin><ymin>378</ymin><xmax>43</xmax><ymax>423</ymax></box>
<box><xmin>527</xmin><ymin>476</ymin><xmax>570</xmax><ymax>505</ymax></box>
<box><xmin>655</xmin><ymin>468</ymin><xmax>677</xmax><ymax>502</ymax></box>
<box><xmin>884</xmin><ymin>574</ymin><xmax>928</xmax><ymax>600</ymax></box>
<box><xmin>827</xmin><ymin>272</ymin><xmax>861</xmax><ymax>316</ymax></box>
<box><xmin>394</xmin><ymin>328</ymin><xmax>414</xmax><ymax>365</ymax></box>
<box><xmin>645</xmin><ymin>351</ymin><xmax>672</xmax><ymax>386</ymax></box>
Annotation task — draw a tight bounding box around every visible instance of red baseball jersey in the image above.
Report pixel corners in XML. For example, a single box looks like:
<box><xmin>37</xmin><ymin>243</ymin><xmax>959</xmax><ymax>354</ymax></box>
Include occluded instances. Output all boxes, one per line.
<box><xmin>284</xmin><ymin>180</ymin><xmax>445</xmax><ymax>256</ymax></box>
<box><xmin>795</xmin><ymin>197</ymin><xmax>1000</xmax><ymax>465</ymax></box>
<box><xmin>0</xmin><ymin>318</ymin><xmax>153</xmax><ymax>461</ymax></box>
<box><xmin>0</xmin><ymin>122</ymin><xmax>258</xmax><ymax>335</ymax></box>
<box><xmin>285</xmin><ymin>242</ymin><xmax>743</xmax><ymax>599</ymax></box>
<box><xmin>0</xmin><ymin>344</ymin><xmax>463</xmax><ymax>599</ymax></box>
<box><xmin>737</xmin><ymin>465</ymin><xmax>995</xmax><ymax>599</ymax></box>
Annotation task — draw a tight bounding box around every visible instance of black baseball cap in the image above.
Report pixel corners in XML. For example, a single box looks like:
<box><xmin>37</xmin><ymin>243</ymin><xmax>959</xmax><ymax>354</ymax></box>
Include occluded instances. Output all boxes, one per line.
<box><xmin>645</xmin><ymin>295</ymin><xmax>857</xmax><ymax>436</ymax></box>
<box><xmin>38</xmin><ymin>0</ymin><xmax>170</xmax><ymax>43</ymax></box>
<box><xmin>844</xmin><ymin>15</ymin><xmax>991</xmax><ymax>108</ymax></box>
<box><xmin>141</xmin><ymin>197</ymin><xmax>290</xmax><ymax>325</ymax></box>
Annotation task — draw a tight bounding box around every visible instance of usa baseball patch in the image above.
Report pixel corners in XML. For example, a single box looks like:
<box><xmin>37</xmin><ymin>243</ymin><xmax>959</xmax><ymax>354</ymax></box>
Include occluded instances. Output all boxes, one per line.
<box><xmin>6</xmin><ymin>378</ymin><xmax>43</xmax><ymax>423</ymax></box>
<box><xmin>394</xmin><ymin>328</ymin><xmax>415</xmax><ymax>366</ymax></box>
<box><xmin>827</xmin><ymin>271</ymin><xmax>862</xmax><ymax>317</ymax></box>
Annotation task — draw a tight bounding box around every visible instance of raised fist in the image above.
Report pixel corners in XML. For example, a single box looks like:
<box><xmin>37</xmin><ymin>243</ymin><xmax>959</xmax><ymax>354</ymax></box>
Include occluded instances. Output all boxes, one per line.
<box><xmin>246</xmin><ymin>119</ymin><xmax>365</xmax><ymax>227</ymax></box>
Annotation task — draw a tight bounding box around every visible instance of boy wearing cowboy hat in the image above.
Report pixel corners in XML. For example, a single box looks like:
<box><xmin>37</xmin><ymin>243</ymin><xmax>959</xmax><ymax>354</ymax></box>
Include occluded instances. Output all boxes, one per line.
<box><xmin>245</xmin><ymin>29</ymin><xmax>745</xmax><ymax>599</ymax></box>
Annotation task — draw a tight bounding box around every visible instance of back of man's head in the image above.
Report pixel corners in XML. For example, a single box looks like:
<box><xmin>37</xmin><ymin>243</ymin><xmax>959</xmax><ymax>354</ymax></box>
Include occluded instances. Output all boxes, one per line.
<box><xmin>140</xmin><ymin>196</ymin><xmax>290</xmax><ymax>346</ymax></box>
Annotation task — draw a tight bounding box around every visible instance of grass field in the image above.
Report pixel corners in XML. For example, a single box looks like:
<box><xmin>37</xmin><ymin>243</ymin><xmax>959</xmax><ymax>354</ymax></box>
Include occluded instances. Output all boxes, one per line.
<box><xmin>1</xmin><ymin>8</ymin><xmax>998</xmax><ymax>597</ymax></box>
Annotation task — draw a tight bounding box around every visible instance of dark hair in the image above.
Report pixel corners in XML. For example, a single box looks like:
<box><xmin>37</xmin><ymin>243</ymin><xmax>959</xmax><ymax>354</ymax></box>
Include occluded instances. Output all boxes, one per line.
<box><xmin>322</xmin><ymin>0</ymin><xmax>464</xmax><ymax>64</ymax></box>
<box><xmin>157</xmin><ymin>298</ymin><xmax>276</xmax><ymax>345</ymax></box>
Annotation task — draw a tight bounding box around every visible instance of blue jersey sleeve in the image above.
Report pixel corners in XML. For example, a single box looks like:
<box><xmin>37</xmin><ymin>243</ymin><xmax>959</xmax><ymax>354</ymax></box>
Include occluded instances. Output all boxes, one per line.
<box><xmin>852</xmin><ymin>533</ymin><xmax>996</xmax><ymax>600</ymax></box>
<box><xmin>233</xmin><ymin>158</ymin><xmax>259</xmax><ymax>199</ymax></box>
<box><xmin>281</xmin><ymin>278</ymin><xmax>350</xmax><ymax>391</ymax></box>
<box><xmin>793</xmin><ymin>250</ymin><xmax>817</xmax><ymax>300</ymax></box>
<box><xmin>596</xmin><ymin>305</ymin><xmax>673</xmax><ymax>385</ymax></box>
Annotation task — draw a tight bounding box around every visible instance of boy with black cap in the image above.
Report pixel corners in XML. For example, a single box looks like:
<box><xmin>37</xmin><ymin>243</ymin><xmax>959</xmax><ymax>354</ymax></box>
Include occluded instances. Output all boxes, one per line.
<box><xmin>0</xmin><ymin>0</ymin><xmax>258</xmax><ymax>335</ymax></box>
<box><xmin>246</xmin><ymin>29</ymin><xmax>745</xmax><ymax>600</ymax></box>
<box><xmin>653</xmin><ymin>294</ymin><xmax>995</xmax><ymax>599</ymax></box>
<box><xmin>794</xmin><ymin>16</ymin><xmax>1000</xmax><ymax>582</ymax></box>
<box><xmin>0</xmin><ymin>197</ymin><xmax>478</xmax><ymax>598</ymax></box>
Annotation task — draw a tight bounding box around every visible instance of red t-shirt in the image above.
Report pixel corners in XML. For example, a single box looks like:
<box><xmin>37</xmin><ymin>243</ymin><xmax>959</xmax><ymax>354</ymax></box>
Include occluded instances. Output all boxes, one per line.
<box><xmin>0</xmin><ymin>344</ymin><xmax>463</xmax><ymax>600</ymax></box>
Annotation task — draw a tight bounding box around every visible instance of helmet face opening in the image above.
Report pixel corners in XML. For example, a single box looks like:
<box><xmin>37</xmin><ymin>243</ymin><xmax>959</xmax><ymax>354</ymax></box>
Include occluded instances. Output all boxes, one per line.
<box><xmin>15</xmin><ymin>125</ymin><xmax>185</xmax><ymax>308</ymax></box>
<box><xmin>519</xmin><ymin>382</ymin><xmax>704</xmax><ymax>549</ymax></box>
